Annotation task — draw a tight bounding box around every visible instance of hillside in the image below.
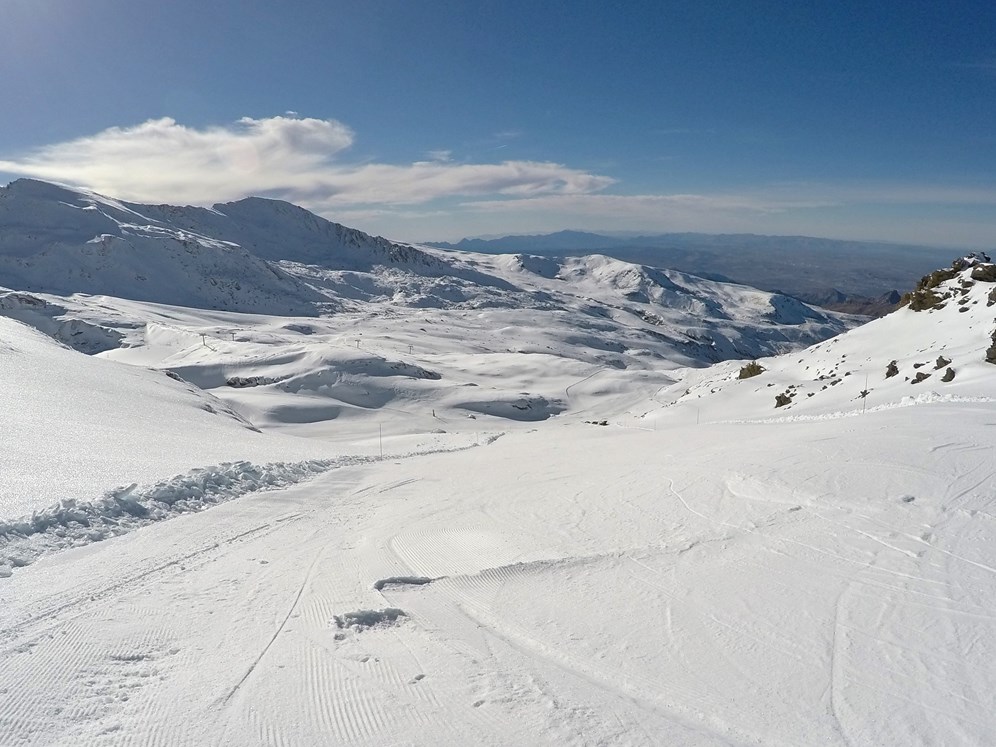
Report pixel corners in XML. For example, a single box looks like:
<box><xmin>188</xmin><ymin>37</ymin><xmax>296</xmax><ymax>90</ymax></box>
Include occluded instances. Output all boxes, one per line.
<box><xmin>653</xmin><ymin>253</ymin><xmax>996</xmax><ymax>424</ymax></box>
<box><xmin>1</xmin><ymin>183</ymin><xmax>995</xmax><ymax>745</ymax></box>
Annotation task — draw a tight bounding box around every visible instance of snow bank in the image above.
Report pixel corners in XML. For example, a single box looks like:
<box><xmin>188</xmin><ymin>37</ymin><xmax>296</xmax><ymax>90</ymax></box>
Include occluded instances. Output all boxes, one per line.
<box><xmin>0</xmin><ymin>434</ymin><xmax>504</xmax><ymax>576</ymax></box>
<box><xmin>0</xmin><ymin>459</ymin><xmax>355</xmax><ymax>574</ymax></box>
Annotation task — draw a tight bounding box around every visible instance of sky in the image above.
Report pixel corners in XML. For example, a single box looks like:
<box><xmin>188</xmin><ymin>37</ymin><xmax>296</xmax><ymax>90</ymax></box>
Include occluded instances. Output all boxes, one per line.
<box><xmin>0</xmin><ymin>0</ymin><xmax>994</xmax><ymax>247</ymax></box>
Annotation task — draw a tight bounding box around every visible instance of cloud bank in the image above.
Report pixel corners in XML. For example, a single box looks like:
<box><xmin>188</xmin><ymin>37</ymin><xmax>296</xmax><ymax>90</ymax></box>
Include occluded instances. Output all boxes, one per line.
<box><xmin>0</xmin><ymin>115</ymin><xmax>614</xmax><ymax>207</ymax></box>
<box><xmin>1</xmin><ymin>115</ymin><xmax>994</xmax><ymax>247</ymax></box>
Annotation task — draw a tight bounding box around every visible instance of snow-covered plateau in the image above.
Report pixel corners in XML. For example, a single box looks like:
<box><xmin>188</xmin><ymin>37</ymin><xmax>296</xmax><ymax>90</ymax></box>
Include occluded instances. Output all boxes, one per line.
<box><xmin>1</xmin><ymin>179</ymin><xmax>995</xmax><ymax>745</ymax></box>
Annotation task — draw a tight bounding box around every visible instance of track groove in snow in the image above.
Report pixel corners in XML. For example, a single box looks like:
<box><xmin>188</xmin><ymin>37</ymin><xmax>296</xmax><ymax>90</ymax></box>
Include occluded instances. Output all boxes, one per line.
<box><xmin>0</xmin><ymin>519</ymin><xmax>286</xmax><ymax>653</ymax></box>
<box><xmin>223</xmin><ymin>536</ymin><xmax>326</xmax><ymax>704</ymax></box>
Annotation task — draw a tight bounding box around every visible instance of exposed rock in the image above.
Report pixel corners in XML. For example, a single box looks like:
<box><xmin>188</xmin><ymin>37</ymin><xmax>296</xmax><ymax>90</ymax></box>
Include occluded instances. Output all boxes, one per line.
<box><xmin>935</xmin><ymin>356</ymin><xmax>951</xmax><ymax>369</ymax></box>
<box><xmin>970</xmin><ymin>264</ymin><xmax>996</xmax><ymax>282</ymax></box>
<box><xmin>941</xmin><ymin>367</ymin><xmax>956</xmax><ymax>382</ymax></box>
<box><xmin>738</xmin><ymin>361</ymin><xmax>764</xmax><ymax>379</ymax></box>
<box><xmin>902</xmin><ymin>288</ymin><xmax>948</xmax><ymax>311</ymax></box>
<box><xmin>900</xmin><ymin>263</ymin><xmax>963</xmax><ymax>312</ymax></box>
<box><xmin>953</xmin><ymin>252</ymin><xmax>991</xmax><ymax>271</ymax></box>
<box><xmin>775</xmin><ymin>393</ymin><xmax>793</xmax><ymax>408</ymax></box>
<box><xmin>912</xmin><ymin>371</ymin><xmax>932</xmax><ymax>384</ymax></box>
<box><xmin>885</xmin><ymin>360</ymin><xmax>899</xmax><ymax>378</ymax></box>
<box><xmin>814</xmin><ymin>289</ymin><xmax>902</xmax><ymax>317</ymax></box>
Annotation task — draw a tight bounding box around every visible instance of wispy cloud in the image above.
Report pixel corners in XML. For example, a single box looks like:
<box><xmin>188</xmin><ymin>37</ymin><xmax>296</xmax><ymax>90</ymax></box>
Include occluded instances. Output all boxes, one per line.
<box><xmin>424</xmin><ymin>149</ymin><xmax>453</xmax><ymax>162</ymax></box>
<box><xmin>2</xmin><ymin>115</ymin><xmax>994</xmax><ymax>248</ymax></box>
<box><xmin>443</xmin><ymin>183</ymin><xmax>996</xmax><ymax>247</ymax></box>
<box><xmin>0</xmin><ymin>115</ymin><xmax>613</xmax><ymax>208</ymax></box>
<box><xmin>457</xmin><ymin>183</ymin><xmax>996</xmax><ymax>232</ymax></box>
<box><xmin>462</xmin><ymin>192</ymin><xmax>836</xmax><ymax>217</ymax></box>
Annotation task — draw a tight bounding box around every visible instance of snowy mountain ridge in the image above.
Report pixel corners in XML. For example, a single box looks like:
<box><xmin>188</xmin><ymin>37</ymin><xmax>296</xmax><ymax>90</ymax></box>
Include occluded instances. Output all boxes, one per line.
<box><xmin>0</xmin><ymin>178</ymin><xmax>859</xmax><ymax>368</ymax></box>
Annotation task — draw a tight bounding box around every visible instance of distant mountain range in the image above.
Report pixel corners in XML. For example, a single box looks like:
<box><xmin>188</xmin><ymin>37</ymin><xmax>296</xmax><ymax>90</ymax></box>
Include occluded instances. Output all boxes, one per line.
<box><xmin>429</xmin><ymin>230</ymin><xmax>960</xmax><ymax>315</ymax></box>
<box><xmin>0</xmin><ymin>179</ymin><xmax>860</xmax><ymax>372</ymax></box>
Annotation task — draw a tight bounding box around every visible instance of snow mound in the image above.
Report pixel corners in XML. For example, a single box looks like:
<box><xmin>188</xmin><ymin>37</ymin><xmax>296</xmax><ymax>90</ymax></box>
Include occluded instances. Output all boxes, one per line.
<box><xmin>333</xmin><ymin>608</ymin><xmax>407</xmax><ymax>632</ymax></box>
<box><xmin>0</xmin><ymin>290</ymin><xmax>125</xmax><ymax>353</ymax></box>
<box><xmin>0</xmin><ymin>458</ymin><xmax>355</xmax><ymax>575</ymax></box>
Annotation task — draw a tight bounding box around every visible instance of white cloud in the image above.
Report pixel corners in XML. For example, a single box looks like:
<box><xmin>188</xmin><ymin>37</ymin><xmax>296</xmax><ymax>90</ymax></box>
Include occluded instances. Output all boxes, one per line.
<box><xmin>2</xmin><ymin>115</ymin><xmax>993</xmax><ymax>247</ymax></box>
<box><xmin>0</xmin><ymin>116</ymin><xmax>355</xmax><ymax>204</ymax></box>
<box><xmin>434</xmin><ymin>186</ymin><xmax>995</xmax><ymax>247</ymax></box>
<box><xmin>0</xmin><ymin>116</ymin><xmax>613</xmax><ymax>208</ymax></box>
<box><xmin>461</xmin><ymin>192</ymin><xmax>836</xmax><ymax>218</ymax></box>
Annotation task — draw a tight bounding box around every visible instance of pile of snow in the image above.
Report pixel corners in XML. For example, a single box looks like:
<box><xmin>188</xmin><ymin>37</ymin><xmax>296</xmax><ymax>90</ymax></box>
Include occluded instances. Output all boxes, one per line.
<box><xmin>332</xmin><ymin>608</ymin><xmax>407</xmax><ymax>632</ymax></box>
<box><xmin>0</xmin><ymin>291</ymin><xmax>125</xmax><ymax>353</ymax></box>
<box><xmin>0</xmin><ymin>458</ymin><xmax>349</xmax><ymax>575</ymax></box>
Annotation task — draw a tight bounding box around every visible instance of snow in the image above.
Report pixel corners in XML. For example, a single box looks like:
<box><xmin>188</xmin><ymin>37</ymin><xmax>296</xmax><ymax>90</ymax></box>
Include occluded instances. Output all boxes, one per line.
<box><xmin>0</xmin><ymin>315</ymin><xmax>344</xmax><ymax>518</ymax></box>
<box><xmin>333</xmin><ymin>608</ymin><xmax>407</xmax><ymax>632</ymax></box>
<box><xmin>0</xmin><ymin>459</ymin><xmax>346</xmax><ymax>573</ymax></box>
<box><xmin>2</xmin><ymin>181</ymin><xmax>995</xmax><ymax>745</ymax></box>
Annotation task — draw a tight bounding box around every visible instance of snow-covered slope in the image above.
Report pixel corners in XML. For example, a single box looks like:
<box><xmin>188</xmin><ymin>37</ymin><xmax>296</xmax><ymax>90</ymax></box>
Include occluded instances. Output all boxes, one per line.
<box><xmin>0</xmin><ymin>180</ymin><xmax>324</xmax><ymax>314</ymax></box>
<box><xmin>0</xmin><ymin>179</ymin><xmax>857</xmax><ymax>365</ymax></box>
<box><xmin>3</xmin><ymin>182</ymin><xmax>995</xmax><ymax>745</ymax></box>
<box><xmin>0</xmin><ymin>313</ymin><xmax>340</xmax><ymax>518</ymax></box>
<box><xmin>652</xmin><ymin>254</ymin><xmax>996</xmax><ymax>425</ymax></box>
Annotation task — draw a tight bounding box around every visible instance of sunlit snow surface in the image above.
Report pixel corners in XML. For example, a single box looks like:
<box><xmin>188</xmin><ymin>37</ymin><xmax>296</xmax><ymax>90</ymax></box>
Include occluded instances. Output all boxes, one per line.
<box><xmin>1</xmin><ymin>186</ymin><xmax>995</xmax><ymax>743</ymax></box>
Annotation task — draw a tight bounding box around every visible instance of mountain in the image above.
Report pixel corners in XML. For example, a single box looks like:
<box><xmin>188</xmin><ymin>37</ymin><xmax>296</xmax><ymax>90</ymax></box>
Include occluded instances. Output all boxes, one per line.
<box><xmin>429</xmin><ymin>230</ymin><xmax>961</xmax><ymax>309</ymax></box>
<box><xmin>802</xmin><ymin>288</ymin><xmax>902</xmax><ymax>316</ymax></box>
<box><xmin>3</xmin><ymin>182</ymin><xmax>996</xmax><ymax>745</ymax></box>
<box><xmin>0</xmin><ymin>177</ymin><xmax>867</xmax><ymax>525</ymax></box>
<box><xmin>0</xmin><ymin>179</ymin><xmax>859</xmax><ymax>372</ymax></box>
<box><xmin>432</xmin><ymin>229</ymin><xmax>624</xmax><ymax>253</ymax></box>
<box><xmin>0</xmin><ymin>179</ymin><xmax>328</xmax><ymax>315</ymax></box>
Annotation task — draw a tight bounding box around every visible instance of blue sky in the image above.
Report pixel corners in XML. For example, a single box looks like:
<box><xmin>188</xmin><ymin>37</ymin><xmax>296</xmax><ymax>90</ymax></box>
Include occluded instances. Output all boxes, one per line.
<box><xmin>1</xmin><ymin>0</ymin><xmax>994</xmax><ymax>246</ymax></box>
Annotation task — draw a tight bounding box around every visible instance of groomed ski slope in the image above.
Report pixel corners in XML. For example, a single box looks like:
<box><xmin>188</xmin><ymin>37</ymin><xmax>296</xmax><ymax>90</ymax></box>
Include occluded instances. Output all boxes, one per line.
<box><xmin>1</xmin><ymin>225</ymin><xmax>995</xmax><ymax>744</ymax></box>
<box><xmin>2</xmin><ymin>404</ymin><xmax>994</xmax><ymax>745</ymax></box>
